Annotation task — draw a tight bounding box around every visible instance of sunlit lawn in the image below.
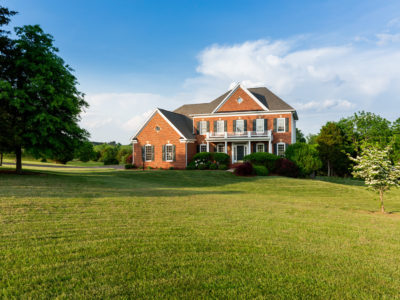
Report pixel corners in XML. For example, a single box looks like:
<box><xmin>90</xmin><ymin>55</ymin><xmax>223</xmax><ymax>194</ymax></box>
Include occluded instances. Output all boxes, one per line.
<box><xmin>1</xmin><ymin>167</ymin><xmax>400</xmax><ymax>298</ymax></box>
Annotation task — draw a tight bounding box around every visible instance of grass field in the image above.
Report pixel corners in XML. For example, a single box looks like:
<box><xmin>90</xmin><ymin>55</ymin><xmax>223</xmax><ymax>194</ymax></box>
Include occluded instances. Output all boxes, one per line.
<box><xmin>1</xmin><ymin>168</ymin><xmax>400</xmax><ymax>298</ymax></box>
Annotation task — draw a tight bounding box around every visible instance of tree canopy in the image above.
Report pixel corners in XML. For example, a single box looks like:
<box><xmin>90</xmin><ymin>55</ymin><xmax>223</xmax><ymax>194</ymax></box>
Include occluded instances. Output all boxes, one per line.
<box><xmin>0</xmin><ymin>6</ymin><xmax>89</xmax><ymax>172</ymax></box>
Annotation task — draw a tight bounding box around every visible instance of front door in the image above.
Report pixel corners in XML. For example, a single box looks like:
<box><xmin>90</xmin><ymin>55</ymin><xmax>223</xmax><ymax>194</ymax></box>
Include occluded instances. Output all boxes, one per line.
<box><xmin>236</xmin><ymin>145</ymin><xmax>245</xmax><ymax>162</ymax></box>
<box><xmin>233</xmin><ymin>144</ymin><xmax>247</xmax><ymax>163</ymax></box>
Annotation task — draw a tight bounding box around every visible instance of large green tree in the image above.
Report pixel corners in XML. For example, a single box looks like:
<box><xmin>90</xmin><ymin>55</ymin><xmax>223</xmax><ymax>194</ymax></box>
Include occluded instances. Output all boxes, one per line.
<box><xmin>0</xmin><ymin>21</ymin><xmax>88</xmax><ymax>172</ymax></box>
<box><xmin>285</xmin><ymin>143</ymin><xmax>322</xmax><ymax>177</ymax></box>
<box><xmin>316</xmin><ymin>122</ymin><xmax>351</xmax><ymax>176</ymax></box>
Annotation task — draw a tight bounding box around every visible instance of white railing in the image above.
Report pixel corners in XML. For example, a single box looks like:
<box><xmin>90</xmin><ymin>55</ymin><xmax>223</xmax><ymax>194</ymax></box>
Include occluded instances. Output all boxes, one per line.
<box><xmin>206</xmin><ymin>130</ymin><xmax>272</xmax><ymax>139</ymax></box>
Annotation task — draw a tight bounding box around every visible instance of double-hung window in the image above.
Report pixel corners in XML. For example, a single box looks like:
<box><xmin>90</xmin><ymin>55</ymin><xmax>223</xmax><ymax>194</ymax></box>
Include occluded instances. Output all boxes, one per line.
<box><xmin>256</xmin><ymin>119</ymin><xmax>264</xmax><ymax>133</ymax></box>
<box><xmin>235</xmin><ymin>120</ymin><xmax>244</xmax><ymax>133</ymax></box>
<box><xmin>145</xmin><ymin>145</ymin><xmax>153</xmax><ymax>161</ymax></box>
<box><xmin>199</xmin><ymin>121</ymin><xmax>207</xmax><ymax>135</ymax></box>
<box><xmin>277</xmin><ymin>143</ymin><xmax>285</xmax><ymax>157</ymax></box>
<box><xmin>277</xmin><ymin>118</ymin><xmax>285</xmax><ymax>132</ymax></box>
<box><xmin>200</xmin><ymin>144</ymin><xmax>207</xmax><ymax>152</ymax></box>
<box><xmin>217</xmin><ymin>144</ymin><xmax>225</xmax><ymax>153</ymax></box>
<box><xmin>165</xmin><ymin>144</ymin><xmax>173</xmax><ymax>161</ymax></box>
<box><xmin>216</xmin><ymin>120</ymin><xmax>225</xmax><ymax>134</ymax></box>
<box><xmin>256</xmin><ymin>143</ymin><xmax>264</xmax><ymax>153</ymax></box>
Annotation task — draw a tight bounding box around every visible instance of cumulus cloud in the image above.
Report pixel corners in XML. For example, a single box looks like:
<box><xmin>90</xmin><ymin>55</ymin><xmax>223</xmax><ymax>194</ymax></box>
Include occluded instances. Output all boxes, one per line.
<box><xmin>80</xmin><ymin>34</ymin><xmax>400</xmax><ymax>142</ymax></box>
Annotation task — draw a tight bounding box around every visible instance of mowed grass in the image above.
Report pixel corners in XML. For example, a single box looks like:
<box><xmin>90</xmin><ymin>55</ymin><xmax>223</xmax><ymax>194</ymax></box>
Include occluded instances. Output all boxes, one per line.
<box><xmin>1</xmin><ymin>168</ymin><xmax>400</xmax><ymax>299</ymax></box>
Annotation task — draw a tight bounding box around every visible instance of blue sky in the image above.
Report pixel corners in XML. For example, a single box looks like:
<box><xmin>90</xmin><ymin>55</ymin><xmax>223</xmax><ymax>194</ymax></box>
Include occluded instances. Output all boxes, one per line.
<box><xmin>3</xmin><ymin>0</ymin><xmax>400</xmax><ymax>143</ymax></box>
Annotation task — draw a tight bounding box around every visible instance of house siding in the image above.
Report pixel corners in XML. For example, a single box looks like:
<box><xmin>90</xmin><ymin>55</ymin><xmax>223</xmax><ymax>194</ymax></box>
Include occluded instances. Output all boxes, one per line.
<box><xmin>135</xmin><ymin>112</ymin><xmax>187</xmax><ymax>169</ymax></box>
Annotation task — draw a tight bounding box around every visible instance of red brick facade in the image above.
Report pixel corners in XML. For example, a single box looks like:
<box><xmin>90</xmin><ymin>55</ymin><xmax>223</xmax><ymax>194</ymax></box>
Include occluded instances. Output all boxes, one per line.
<box><xmin>132</xmin><ymin>85</ymin><xmax>297</xmax><ymax>169</ymax></box>
<box><xmin>217</xmin><ymin>87</ymin><xmax>264</xmax><ymax>112</ymax></box>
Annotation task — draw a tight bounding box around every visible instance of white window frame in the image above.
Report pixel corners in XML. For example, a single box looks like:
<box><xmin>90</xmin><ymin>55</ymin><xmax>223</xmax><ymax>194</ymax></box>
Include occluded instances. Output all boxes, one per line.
<box><xmin>277</xmin><ymin>142</ymin><xmax>286</xmax><ymax>157</ymax></box>
<box><xmin>200</xmin><ymin>144</ymin><xmax>207</xmax><ymax>153</ymax></box>
<box><xmin>216</xmin><ymin>120</ymin><xmax>225</xmax><ymax>133</ymax></box>
<box><xmin>145</xmin><ymin>144</ymin><xmax>153</xmax><ymax>162</ymax></box>
<box><xmin>235</xmin><ymin>119</ymin><xmax>244</xmax><ymax>133</ymax></box>
<box><xmin>165</xmin><ymin>144</ymin><xmax>173</xmax><ymax>162</ymax></box>
<box><xmin>256</xmin><ymin>119</ymin><xmax>264</xmax><ymax>133</ymax></box>
<box><xmin>277</xmin><ymin>118</ymin><xmax>285</xmax><ymax>133</ymax></box>
<box><xmin>217</xmin><ymin>143</ymin><xmax>225</xmax><ymax>153</ymax></box>
<box><xmin>256</xmin><ymin>143</ymin><xmax>265</xmax><ymax>153</ymax></box>
<box><xmin>199</xmin><ymin>121</ymin><xmax>207</xmax><ymax>135</ymax></box>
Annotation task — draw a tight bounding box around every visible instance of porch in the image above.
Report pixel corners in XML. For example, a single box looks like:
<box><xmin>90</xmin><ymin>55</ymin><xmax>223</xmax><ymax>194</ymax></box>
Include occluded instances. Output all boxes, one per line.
<box><xmin>204</xmin><ymin>131</ymin><xmax>273</xmax><ymax>164</ymax></box>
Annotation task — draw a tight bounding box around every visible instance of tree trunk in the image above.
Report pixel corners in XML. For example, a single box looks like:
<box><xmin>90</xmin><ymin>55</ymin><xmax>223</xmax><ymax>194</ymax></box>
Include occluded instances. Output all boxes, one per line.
<box><xmin>327</xmin><ymin>160</ymin><xmax>331</xmax><ymax>177</ymax></box>
<box><xmin>15</xmin><ymin>146</ymin><xmax>22</xmax><ymax>174</ymax></box>
<box><xmin>380</xmin><ymin>188</ymin><xmax>385</xmax><ymax>213</ymax></box>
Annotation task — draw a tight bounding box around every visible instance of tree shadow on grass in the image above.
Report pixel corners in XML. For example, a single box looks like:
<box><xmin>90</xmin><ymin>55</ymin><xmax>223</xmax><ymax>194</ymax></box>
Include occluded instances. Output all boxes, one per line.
<box><xmin>314</xmin><ymin>176</ymin><xmax>365</xmax><ymax>187</ymax></box>
<box><xmin>0</xmin><ymin>169</ymin><xmax>252</xmax><ymax>199</ymax></box>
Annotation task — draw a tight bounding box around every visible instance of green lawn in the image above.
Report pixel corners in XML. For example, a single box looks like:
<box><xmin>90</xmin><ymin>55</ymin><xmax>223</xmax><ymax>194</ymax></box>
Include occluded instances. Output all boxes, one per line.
<box><xmin>1</xmin><ymin>168</ymin><xmax>400</xmax><ymax>298</ymax></box>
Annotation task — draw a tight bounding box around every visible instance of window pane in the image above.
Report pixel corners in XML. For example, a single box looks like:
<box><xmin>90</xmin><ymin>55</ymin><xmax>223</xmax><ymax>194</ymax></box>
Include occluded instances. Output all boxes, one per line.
<box><xmin>200</xmin><ymin>121</ymin><xmax>207</xmax><ymax>135</ymax></box>
<box><xmin>277</xmin><ymin>144</ymin><xmax>285</xmax><ymax>157</ymax></box>
<box><xmin>166</xmin><ymin>145</ymin><xmax>173</xmax><ymax>161</ymax></box>
<box><xmin>257</xmin><ymin>144</ymin><xmax>264</xmax><ymax>152</ymax></box>
<box><xmin>278</xmin><ymin>119</ymin><xmax>285</xmax><ymax>132</ymax></box>
<box><xmin>217</xmin><ymin>120</ymin><xmax>224</xmax><ymax>133</ymax></box>
<box><xmin>217</xmin><ymin>144</ymin><xmax>224</xmax><ymax>153</ymax></box>
<box><xmin>256</xmin><ymin>119</ymin><xmax>264</xmax><ymax>132</ymax></box>
<box><xmin>145</xmin><ymin>145</ymin><xmax>152</xmax><ymax>161</ymax></box>
<box><xmin>236</xmin><ymin>120</ymin><xmax>244</xmax><ymax>132</ymax></box>
<box><xmin>200</xmin><ymin>145</ymin><xmax>207</xmax><ymax>152</ymax></box>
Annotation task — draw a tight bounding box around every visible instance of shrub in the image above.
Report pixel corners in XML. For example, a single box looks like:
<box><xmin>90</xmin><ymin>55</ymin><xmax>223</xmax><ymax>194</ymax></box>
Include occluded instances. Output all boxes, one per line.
<box><xmin>125</xmin><ymin>164</ymin><xmax>137</xmax><ymax>169</ymax></box>
<box><xmin>234</xmin><ymin>162</ymin><xmax>254</xmax><ymax>176</ymax></box>
<box><xmin>125</xmin><ymin>154</ymin><xmax>133</xmax><ymax>164</ymax></box>
<box><xmin>76</xmin><ymin>141</ymin><xmax>95</xmax><ymax>162</ymax></box>
<box><xmin>209</xmin><ymin>163</ymin><xmax>218</xmax><ymax>170</ymax></box>
<box><xmin>186</xmin><ymin>162</ymin><xmax>196</xmax><ymax>170</ymax></box>
<box><xmin>244</xmin><ymin>152</ymin><xmax>279</xmax><ymax>172</ymax></box>
<box><xmin>117</xmin><ymin>147</ymin><xmax>131</xmax><ymax>163</ymax></box>
<box><xmin>40</xmin><ymin>158</ymin><xmax>47</xmax><ymax>162</ymax></box>
<box><xmin>104</xmin><ymin>158</ymin><xmax>119</xmax><ymax>165</ymax></box>
<box><xmin>275</xmin><ymin>158</ymin><xmax>300</xmax><ymax>178</ymax></box>
<box><xmin>169</xmin><ymin>167</ymin><xmax>174</xmax><ymax>170</ymax></box>
<box><xmin>218</xmin><ymin>164</ymin><xmax>228</xmax><ymax>170</ymax></box>
<box><xmin>285</xmin><ymin>143</ymin><xmax>322</xmax><ymax>177</ymax></box>
<box><xmin>213</xmin><ymin>153</ymin><xmax>230</xmax><ymax>165</ymax></box>
<box><xmin>198</xmin><ymin>163</ymin><xmax>207</xmax><ymax>170</ymax></box>
<box><xmin>253</xmin><ymin>165</ymin><xmax>269</xmax><ymax>176</ymax></box>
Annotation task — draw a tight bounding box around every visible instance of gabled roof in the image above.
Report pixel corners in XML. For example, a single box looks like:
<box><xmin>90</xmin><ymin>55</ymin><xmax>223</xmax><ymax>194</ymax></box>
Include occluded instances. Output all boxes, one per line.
<box><xmin>174</xmin><ymin>85</ymin><xmax>295</xmax><ymax>116</ymax></box>
<box><xmin>131</xmin><ymin>108</ymin><xmax>195</xmax><ymax>141</ymax></box>
<box><xmin>212</xmin><ymin>83</ymin><xmax>269</xmax><ymax>113</ymax></box>
<box><xmin>157</xmin><ymin>108</ymin><xmax>195</xmax><ymax>140</ymax></box>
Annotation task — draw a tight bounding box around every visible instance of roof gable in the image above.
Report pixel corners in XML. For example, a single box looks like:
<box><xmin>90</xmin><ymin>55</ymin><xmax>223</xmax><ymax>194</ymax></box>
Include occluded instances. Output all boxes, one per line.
<box><xmin>131</xmin><ymin>109</ymin><xmax>195</xmax><ymax>141</ymax></box>
<box><xmin>212</xmin><ymin>83</ymin><xmax>268</xmax><ymax>113</ymax></box>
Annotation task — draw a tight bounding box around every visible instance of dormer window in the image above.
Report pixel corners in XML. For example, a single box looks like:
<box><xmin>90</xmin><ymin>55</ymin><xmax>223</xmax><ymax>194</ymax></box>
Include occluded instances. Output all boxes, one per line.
<box><xmin>237</xmin><ymin>97</ymin><xmax>243</xmax><ymax>104</ymax></box>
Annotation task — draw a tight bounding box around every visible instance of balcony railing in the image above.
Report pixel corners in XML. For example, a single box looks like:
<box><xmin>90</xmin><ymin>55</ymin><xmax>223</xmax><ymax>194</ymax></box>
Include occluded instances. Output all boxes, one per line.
<box><xmin>206</xmin><ymin>130</ymin><xmax>272</xmax><ymax>139</ymax></box>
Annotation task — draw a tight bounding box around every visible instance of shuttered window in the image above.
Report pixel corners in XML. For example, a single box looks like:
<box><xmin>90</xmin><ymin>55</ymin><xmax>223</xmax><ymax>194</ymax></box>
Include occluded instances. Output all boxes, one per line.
<box><xmin>200</xmin><ymin>144</ymin><xmax>207</xmax><ymax>152</ymax></box>
<box><xmin>165</xmin><ymin>145</ymin><xmax>173</xmax><ymax>161</ymax></box>
<box><xmin>217</xmin><ymin>144</ymin><xmax>225</xmax><ymax>153</ymax></box>
<box><xmin>145</xmin><ymin>145</ymin><xmax>153</xmax><ymax>161</ymax></box>
<box><xmin>277</xmin><ymin>143</ymin><xmax>285</xmax><ymax>157</ymax></box>
<box><xmin>256</xmin><ymin>143</ymin><xmax>264</xmax><ymax>153</ymax></box>
<box><xmin>277</xmin><ymin>118</ymin><xmax>285</xmax><ymax>132</ymax></box>
<box><xmin>216</xmin><ymin>120</ymin><xmax>224</xmax><ymax>133</ymax></box>
<box><xmin>235</xmin><ymin>120</ymin><xmax>245</xmax><ymax>133</ymax></box>
<box><xmin>199</xmin><ymin>121</ymin><xmax>207</xmax><ymax>135</ymax></box>
<box><xmin>256</xmin><ymin>119</ymin><xmax>264</xmax><ymax>133</ymax></box>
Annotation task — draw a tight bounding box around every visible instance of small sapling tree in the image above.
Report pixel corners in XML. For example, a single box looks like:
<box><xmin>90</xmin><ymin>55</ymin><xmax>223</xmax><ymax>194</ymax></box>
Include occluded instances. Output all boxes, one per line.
<box><xmin>351</xmin><ymin>145</ymin><xmax>400</xmax><ymax>213</ymax></box>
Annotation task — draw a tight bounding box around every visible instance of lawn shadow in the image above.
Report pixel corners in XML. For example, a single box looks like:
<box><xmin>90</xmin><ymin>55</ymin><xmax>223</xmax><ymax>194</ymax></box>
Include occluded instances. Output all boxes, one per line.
<box><xmin>0</xmin><ymin>169</ymin><xmax>252</xmax><ymax>199</ymax></box>
<box><xmin>315</xmin><ymin>176</ymin><xmax>365</xmax><ymax>187</ymax></box>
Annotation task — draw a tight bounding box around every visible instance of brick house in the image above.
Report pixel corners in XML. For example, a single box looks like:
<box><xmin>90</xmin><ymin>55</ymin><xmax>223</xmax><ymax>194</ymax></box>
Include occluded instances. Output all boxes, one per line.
<box><xmin>131</xmin><ymin>83</ymin><xmax>298</xmax><ymax>169</ymax></box>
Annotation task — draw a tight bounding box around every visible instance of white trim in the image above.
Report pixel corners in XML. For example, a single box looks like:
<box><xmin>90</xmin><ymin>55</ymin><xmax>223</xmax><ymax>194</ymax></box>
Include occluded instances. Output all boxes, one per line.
<box><xmin>277</xmin><ymin>118</ymin><xmax>285</xmax><ymax>133</ymax></box>
<box><xmin>191</xmin><ymin>110</ymin><xmax>295</xmax><ymax>118</ymax></box>
<box><xmin>165</xmin><ymin>143</ymin><xmax>174</xmax><ymax>162</ymax></box>
<box><xmin>256</xmin><ymin>142</ymin><xmax>265</xmax><ymax>153</ymax></box>
<box><xmin>131</xmin><ymin>108</ymin><xmax>189</xmax><ymax>141</ymax></box>
<box><xmin>277</xmin><ymin>142</ymin><xmax>286</xmax><ymax>157</ymax></box>
<box><xmin>144</xmin><ymin>144</ymin><xmax>153</xmax><ymax>162</ymax></box>
<box><xmin>212</xmin><ymin>83</ymin><xmax>269</xmax><ymax>113</ymax></box>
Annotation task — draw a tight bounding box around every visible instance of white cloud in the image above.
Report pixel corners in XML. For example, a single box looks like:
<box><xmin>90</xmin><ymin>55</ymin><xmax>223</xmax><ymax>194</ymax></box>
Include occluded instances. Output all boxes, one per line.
<box><xmin>80</xmin><ymin>35</ymin><xmax>400</xmax><ymax>142</ymax></box>
<box><xmin>376</xmin><ymin>33</ymin><xmax>400</xmax><ymax>46</ymax></box>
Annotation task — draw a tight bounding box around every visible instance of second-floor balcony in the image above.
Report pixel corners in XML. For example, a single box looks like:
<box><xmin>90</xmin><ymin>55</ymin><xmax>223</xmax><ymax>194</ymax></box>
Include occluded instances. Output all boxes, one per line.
<box><xmin>205</xmin><ymin>130</ymin><xmax>272</xmax><ymax>140</ymax></box>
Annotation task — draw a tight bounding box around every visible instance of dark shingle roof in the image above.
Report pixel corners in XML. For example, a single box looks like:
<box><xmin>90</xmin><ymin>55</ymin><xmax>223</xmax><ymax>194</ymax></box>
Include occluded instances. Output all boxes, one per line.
<box><xmin>174</xmin><ymin>87</ymin><xmax>295</xmax><ymax>116</ymax></box>
<box><xmin>158</xmin><ymin>108</ymin><xmax>195</xmax><ymax>140</ymax></box>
